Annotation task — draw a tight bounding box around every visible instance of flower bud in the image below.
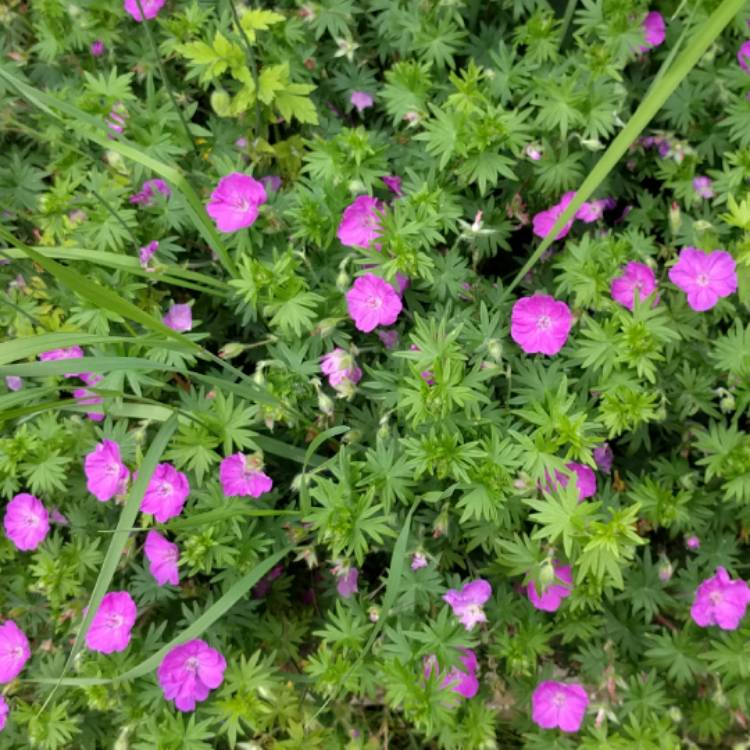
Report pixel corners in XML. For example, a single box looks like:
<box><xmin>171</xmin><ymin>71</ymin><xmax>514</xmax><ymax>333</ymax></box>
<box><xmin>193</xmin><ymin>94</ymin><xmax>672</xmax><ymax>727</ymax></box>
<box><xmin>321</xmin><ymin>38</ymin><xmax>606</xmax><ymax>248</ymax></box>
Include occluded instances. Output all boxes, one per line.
<box><xmin>335</xmin><ymin>269</ymin><xmax>350</xmax><ymax>292</ymax></box>
<box><xmin>317</xmin><ymin>390</ymin><xmax>335</xmax><ymax>416</ymax></box>
<box><xmin>657</xmin><ymin>557</ymin><xmax>673</xmax><ymax>583</ymax></box>
<box><xmin>368</xmin><ymin>606</ymin><xmax>380</xmax><ymax>623</ymax></box>
<box><xmin>539</xmin><ymin>558</ymin><xmax>556</xmax><ymax>587</ymax></box>
<box><xmin>219</xmin><ymin>342</ymin><xmax>248</xmax><ymax>359</ymax></box>
<box><xmin>716</xmin><ymin>387</ymin><xmax>736</xmax><ymax>413</ymax></box>
<box><xmin>487</xmin><ymin>338</ymin><xmax>503</xmax><ymax>362</ymax></box>
<box><xmin>669</xmin><ymin>202</ymin><xmax>681</xmax><ymax>234</ymax></box>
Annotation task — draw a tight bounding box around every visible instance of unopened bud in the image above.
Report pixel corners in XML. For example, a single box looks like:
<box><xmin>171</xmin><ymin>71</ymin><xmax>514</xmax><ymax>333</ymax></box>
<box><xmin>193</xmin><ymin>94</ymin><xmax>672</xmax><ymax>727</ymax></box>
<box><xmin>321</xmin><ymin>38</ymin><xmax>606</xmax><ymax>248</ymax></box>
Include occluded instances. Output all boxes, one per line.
<box><xmin>368</xmin><ymin>606</ymin><xmax>380</xmax><ymax>623</ymax></box>
<box><xmin>669</xmin><ymin>202</ymin><xmax>681</xmax><ymax>234</ymax></box>
<box><xmin>219</xmin><ymin>342</ymin><xmax>248</xmax><ymax>359</ymax></box>
<box><xmin>658</xmin><ymin>557</ymin><xmax>673</xmax><ymax>583</ymax></box>
<box><xmin>335</xmin><ymin>269</ymin><xmax>351</xmax><ymax>292</ymax></box>
<box><xmin>487</xmin><ymin>338</ymin><xmax>503</xmax><ymax>362</ymax></box>
<box><xmin>539</xmin><ymin>558</ymin><xmax>556</xmax><ymax>587</ymax></box>
<box><xmin>318</xmin><ymin>390</ymin><xmax>335</xmax><ymax>416</ymax></box>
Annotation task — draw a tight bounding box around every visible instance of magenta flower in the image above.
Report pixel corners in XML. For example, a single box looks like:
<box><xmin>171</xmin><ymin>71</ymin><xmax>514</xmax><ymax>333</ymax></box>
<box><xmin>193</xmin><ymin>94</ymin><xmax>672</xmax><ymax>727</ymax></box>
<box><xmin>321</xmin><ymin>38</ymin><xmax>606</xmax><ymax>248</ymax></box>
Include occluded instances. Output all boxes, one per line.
<box><xmin>206</xmin><ymin>173</ymin><xmax>267</xmax><ymax>233</ymax></box>
<box><xmin>85</xmin><ymin>440</ymin><xmax>130</xmax><ymax>502</ymax></box>
<box><xmin>130</xmin><ymin>179</ymin><xmax>171</xmax><ymax>206</ymax></box>
<box><xmin>737</xmin><ymin>40</ymin><xmax>750</xmax><ymax>72</ymax></box>
<box><xmin>685</xmin><ymin>535</ymin><xmax>701</xmax><ymax>551</ymax></box>
<box><xmin>575</xmin><ymin>199</ymin><xmax>610</xmax><ymax>223</ymax></box>
<box><xmin>0</xmin><ymin>695</ymin><xmax>8</xmax><ymax>731</ymax></box>
<box><xmin>532</xmin><ymin>681</ymin><xmax>589</xmax><ymax>733</ymax></box>
<box><xmin>690</xmin><ymin>567</ymin><xmax>750</xmax><ymax>630</ymax></box>
<box><xmin>124</xmin><ymin>0</ymin><xmax>165</xmax><ymax>22</ymax></box>
<box><xmin>157</xmin><ymin>639</ymin><xmax>227</xmax><ymax>712</ymax></box>
<box><xmin>411</xmin><ymin>552</ymin><xmax>428</xmax><ymax>570</ymax></box>
<box><xmin>593</xmin><ymin>443</ymin><xmax>614</xmax><ymax>474</ymax></box>
<box><xmin>336</xmin><ymin>567</ymin><xmax>359</xmax><ymax>598</ymax></box>
<box><xmin>163</xmin><ymin>303</ymin><xmax>193</xmax><ymax>333</ymax></box>
<box><xmin>144</xmin><ymin>530</ymin><xmax>180</xmax><ymax>586</ymax></box>
<box><xmin>547</xmin><ymin>463</ymin><xmax>597</xmax><ymax>501</ymax></box>
<box><xmin>140</xmin><ymin>463</ymin><xmax>190</xmax><ymax>523</ymax></box>
<box><xmin>424</xmin><ymin>648</ymin><xmax>479</xmax><ymax>699</ymax></box>
<box><xmin>0</xmin><ymin>621</ymin><xmax>31</xmax><ymax>683</ymax></box>
<box><xmin>139</xmin><ymin>240</ymin><xmax>159</xmax><ymax>269</ymax></box>
<box><xmin>510</xmin><ymin>294</ymin><xmax>573</xmax><ymax>356</ymax></box>
<box><xmin>527</xmin><ymin>563</ymin><xmax>573</xmax><ymax>612</ymax></box>
<box><xmin>106</xmin><ymin>102</ymin><xmax>128</xmax><ymax>138</ymax></box>
<box><xmin>611</xmin><ymin>262</ymin><xmax>657</xmax><ymax>311</ymax></box>
<box><xmin>73</xmin><ymin>387</ymin><xmax>104</xmax><ymax>422</ymax></box>
<box><xmin>692</xmin><ymin>176</ymin><xmax>714</xmax><ymax>199</ymax></box>
<box><xmin>39</xmin><ymin>346</ymin><xmax>84</xmax><ymax>377</ymax></box>
<box><xmin>532</xmin><ymin>192</ymin><xmax>575</xmax><ymax>240</ymax></box>
<box><xmin>261</xmin><ymin>175</ymin><xmax>282</xmax><ymax>193</ymax></box>
<box><xmin>639</xmin><ymin>11</ymin><xmax>665</xmax><ymax>52</ymax></box>
<box><xmin>668</xmin><ymin>247</ymin><xmax>737</xmax><ymax>311</ymax></box>
<box><xmin>252</xmin><ymin>564</ymin><xmax>284</xmax><ymax>598</ymax></box>
<box><xmin>377</xmin><ymin>329</ymin><xmax>400</xmax><ymax>349</ymax></box>
<box><xmin>85</xmin><ymin>591</ymin><xmax>137</xmax><ymax>654</ymax></box>
<box><xmin>337</xmin><ymin>196</ymin><xmax>384</xmax><ymax>249</ymax></box>
<box><xmin>320</xmin><ymin>349</ymin><xmax>362</xmax><ymax>391</ymax></box>
<box><xmin>524</xmin><ymin>143</ymin><xmax>543</xmax><ymax>161</ymax></box>
<box><xmin>5</xmin><ymin>376</ymin><xmax>22</xmax><ymax>391</ymax></box>
<box><xmin>3</xmin><ymin>493</ymin><xmax>50</xmax><ymax>551</ymax></box>
<box><xmin>90</xmin><ymin>40</ymin><xmax>105</xmax><ymax>56</ymax></box>
<box><xmin>382</xmin><ymin>175</ymin><xmax>403</xmax><ymax>196</ymax></box>
<box><xmin>350</xmin><ymin>91</ymin><xmax>374</xmax><ymax>113</ymax></box>
<box><xmin>443</xmin><ymin>579</ymin><xmax>492</xmax><ymax>630</ymax></box>
<box><xmin>219</xmin><ymin>453</ymin><xmax>273</xmax><ymax>498</ymax></box>
<box><xmin>346</xmin><ymin>274</ymin><xmax>403</xmax><ymax>333</ymax></box>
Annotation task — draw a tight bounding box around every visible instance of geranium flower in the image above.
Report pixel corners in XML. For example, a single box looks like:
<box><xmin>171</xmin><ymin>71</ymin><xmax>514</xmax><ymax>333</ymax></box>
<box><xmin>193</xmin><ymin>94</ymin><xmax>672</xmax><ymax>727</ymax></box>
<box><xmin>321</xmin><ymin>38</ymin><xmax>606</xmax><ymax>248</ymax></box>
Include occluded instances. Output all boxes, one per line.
<box><xmin>144</xmin><ymin>530</ymin><xmax>180</xmax><ymax>586</ymax></box>
<box><xmin>219</xmin><ymin>453</ymin><xmax>273</xmax><ymax>498</ymax></box>
<box><xmin>575</xmin><ymin>199</ymin><xmax>610</xmax><ymax>223</ymax></box>
<box><xmin>350</xmin><ymin>91</ymin><xmax>374</xmax><ymax>113</ymax></box>
<box><xmin>737</xmin><ymin>39</ymin><xmax>750</xmax><ymax>72</ymax></box>
<box><xmin>0</xmin><ymin>621</ymin><xmax>31</xmax><ymax>683</ymax></box>
<box><xmin>346</xmin><ymin>274</ymin><xmax>403</xmax><ymax>333</ymax></box>
<box><xmin>611</xmin><ymin>262</ymin><xmax>658</xmax><ymax>310</ymax></box>
<box><xmin>443</xmin><ymin>579</ymin><xmax>492</xmax><ymax>630</ymax></box>
<box><xmin>424</xmin><ymin>648</ymin><xmax>479</xmax><ymax>699</ymax></box>
<box><xmin>335</xmin><ymin>567</ymin><xmax>359</xmax><ymax>598</ymax></box>
<box><xmin>157</xmin><ymin>639</ymin><xmax>226</xmax><ymax>712</ymax></box>
<box><xmin>668</xmin><ymin>247</ymin><xmax>737</xmax><ymax>311</ymax></box>
<box><xmin>532</xmin><ymin>681</ymin><xmax>589</xmax><ymax>733</ymax></box>
<box><xmin>39</xmin><ymin>346</ymin><xmax>84</xmax><ymax>377</ymax></box>
<box><xmin>320</xmin><ymin>349</ymin><xmax>362</xmax><ymax>391</ymax></box>
<box><xmin>84</xmin><ymin>440</ymin><xmax>130</xmax><ymax>502</ymax></box>
<box><xmin>691</xmin><ymin>567</ymin><xmax>750</xmax><ymax>630</ymax></box>
<box><xmin>73</xmin><ymin>387</ymin><xmax>104</xmax><ymax>422</ymax></box>
<box><xmin>411</xmin><ymin>552</ymin><xmax>428</xmax><ymax>570</ymax></box>
<box><xmin>130</xmin><ymin>179</ymin><xmax>171</xmax><ymax>206</ymax></box>
<box><xmin>527</xmin><ymin>563</ymin><xmax>573</xmax><ymax>612</ymax></box>
<box><xmin>532</xmin><ymin>192</ymin><xmax>575</xmax><ymax>240</ymax></box>
<box><xmin>139</xmin><ymin>240</ymin><xmax>159</xmax><ymax>269</ymax></box>
<box><xmin>685</xmin><ymin>535</ymin><xmax>701</xmax><ymax>551</ymax></box>
<box><xmin>692</xmin><ymin>176</ymin><xmax>714</xmax><ymax>199</ymax></box>
<box><xmin>510</xmin><ymin>295</ymin><xmax>573</xmax><ymax>356</ymax></box>
<box><xmin>90</xmin><ymin>40</ymin><xmax>105</xmax><ymax>57</ymax></box>
<box><xmin>123</xmin><ymin>0</ymin><xmax>165</xmax><ymax>22</ymax></box>
<box><xmin>5</xmin><ymin>376</ymin><xmax>22</xmax><ymax>391</ymax></box>
<box><xmin>639</xmin><ymin>11</ymin><xmax>665</xmax><ymax>52</ymax></box>
<box><xmin>85</xmin><ymin>591</ymin><xmax>137</xmax><ymax>654</ymax></box>
<box><xmin>3</xmin><ymin>493</ymin><xmax>49</xmax><ymax>551</ymax></box>
<box><xmin>337</xmin><ymin>196</ymin><xmax>383</xmax><ymax>249</ymax></box>
<box><xmin>140</xmin><ymin>463</ymin><xmax>190</xmax><ymax>522</ymax></box>
<box><xmin>545</xmin><ymin>462</ymin><xmax>597</xmax><ymax>501</ymax></box>
<box><xmin>206</xmin><ymin>173</ymin><xmax>267</xmax><ymax>233</ymax></box>
<box><xmin>163</xmin><ymin>303</ymin><xmax>193</xmax><ymax>332</ymax></box>
<box><xmin>593</xmin><ymin>443</ymin><xmax>614</xmax><ymax>474</ymax></box>
<box><xmin>0</xmin><ymin>695</ymin><xmax>8</xmax><ymax>731</ymax></box>
<box><xmin>382</xmin><ymin>175</ymin><xmax>403</xmax><ymax>196</ymax></box>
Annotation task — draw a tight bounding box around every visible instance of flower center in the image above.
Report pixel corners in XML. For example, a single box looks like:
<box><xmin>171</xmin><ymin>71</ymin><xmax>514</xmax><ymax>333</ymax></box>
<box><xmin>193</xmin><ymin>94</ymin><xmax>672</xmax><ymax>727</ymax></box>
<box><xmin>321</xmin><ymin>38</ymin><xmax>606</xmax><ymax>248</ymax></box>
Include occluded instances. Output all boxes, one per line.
<box><xmin>365</xmin><ymin>294</ymin><xmax>383</xmax><ymax>310</ymax></box>
<box><xmin>105</xmin><ymin>613</ymin><xmax>124</xmax><ymax>630</ymax></box>
<box><xmin>11</xmin><ymin>646</ymin><xmax>24</xmax><ymax>660</ymax></box>
<box><xmin>105</xmin><ymin>461</ymin><xmax>120</xmax><ymax>476</ymax></box>
<box><xmin>23</xmin><ymin>513</ymin><xmax>39</xmax><ymax>528</ymax></box>
<box><xmin>157</xmin><ymin>482</ymin><xmax>173</xmax><ymax>497</ymax></box>
<box><xmin>696</xmin><ymin>273</ymin><xmax>710</xmax><ymax>287</ymax></box>
<box><xmin>234</xmin><ymin>197</ymin><xmax>250</xmax><ymax>212</ymax></box>
<box><xmin>536</xmin><ymin>315</ymin><xmax>552</xmax><ymax>331</ymax></box>
<box><xmin>185</xmin><ymin>657</ymin><xmax>200</xmax><ymax>673</ymax></box>
<box><xmin>552</xmin><ymin>691</ymin><xmax>567</xmax><ymax>708</ymax></box>
<box><xmin>709</xmin><ymin>591</ymin><xmax>723</xmax><ymax>605</ymax></box>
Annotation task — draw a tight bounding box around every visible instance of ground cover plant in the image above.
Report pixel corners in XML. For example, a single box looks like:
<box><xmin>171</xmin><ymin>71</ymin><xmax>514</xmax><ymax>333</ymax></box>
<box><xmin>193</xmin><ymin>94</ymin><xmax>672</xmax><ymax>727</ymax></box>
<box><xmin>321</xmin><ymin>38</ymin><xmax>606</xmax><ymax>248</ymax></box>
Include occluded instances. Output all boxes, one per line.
<box><xmin>1</xmin><ymin>0</ymin><xmax>750</xmax><ymax>747</ymax></box>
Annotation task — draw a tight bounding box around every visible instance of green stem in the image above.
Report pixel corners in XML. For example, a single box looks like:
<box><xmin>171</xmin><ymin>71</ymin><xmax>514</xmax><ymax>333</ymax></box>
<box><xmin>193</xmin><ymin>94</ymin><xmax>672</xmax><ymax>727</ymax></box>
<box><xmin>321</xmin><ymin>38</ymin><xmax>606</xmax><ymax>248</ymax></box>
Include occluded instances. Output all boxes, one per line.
<box><xmin>134</xmin><ymin>0</ymin><xmax>198</xmax><ymax>154</ymax></box>
<box><xmin>226</xmin><ymin>0</ymin><xmax>262</xmax><ymax>138</ymax></box>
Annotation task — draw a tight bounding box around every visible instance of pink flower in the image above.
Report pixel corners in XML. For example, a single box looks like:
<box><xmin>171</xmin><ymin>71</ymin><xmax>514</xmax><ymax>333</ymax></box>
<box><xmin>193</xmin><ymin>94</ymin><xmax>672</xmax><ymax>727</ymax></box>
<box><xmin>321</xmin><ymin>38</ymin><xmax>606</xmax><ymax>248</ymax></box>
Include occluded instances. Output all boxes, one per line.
<box><xmin>206</xmin><ymin>173</ymin><xmax>267</xmax><ymax>233</ymax></box>
<box><xmin>130</xmin><ymin>179</ymin><xmax>171</xmax><ymax>205</ymax></box>
<box><xmin>85</xmin><ymin>591</ymin><xmax>137</xmax><ymax>654</ymax></box>
<box><xmin>737</xmin><ymin>40</ymin><xmax>750</xmax><ymax>72</ymax></box>
<box><xmin>350</xmin><ymin>91</ymin><xmax>374</xmax><ymax>113</ymax></box>
<box><xmin>411</xmin><ymin>552</ymin><xmax>428</xmax><ymax>570</ymax></box>
<box><xmin>690</xmin><ymin>567</ymin><xmax>750</xmax><ymax>630</ymax></box>
<box><xmin>39</xmin><ymin>346</ymin><xmax>84</xmax><ymax>377</ymax></box>
<box><xmin>320</xmin><ymin>349</ymin><xmax>362</xmax><ymax>391</ymax></box>
<box><xmin>261</xmin><ymin>175</ymin><xmax>282</xmax><ymax>193</ymax></box>
<box><xmin>532</xmin><ymin>681</ymin><xmax>589</xmax><ymax>733</ymax></box>
<box><xmin>84</xmin><ymin>440</ymin><xmax>130</xmax><ymax>502</ymax></box>
<box><xmin>639</xmin><ymin>11</ymin><xmax>665</xmax><ymax>52</ymax></box>
<box><xmin>443</xmin><ymin>579</ymin><xmax>492</xmax><ymax>630</ymax></box>
<box><xmin>692</xmin><ymin>176</ymin><xmax>714</xmax><ymax>199</ymax></box>
<box><xmin>144</xmin><ymin>530</ymin><xmax>180</xmax><ymax>586</ymax></box>
<box><xmin>139</xmin><ymin>240</ymin><xmax>159</xmax><ymax>268</ymax></box>
<box><xmin>382</xmin><ymin>175</ymin><xmax>403</xmax><ymax>196</ymax></box>
<box><xmin>424</xmin><ymin>648</ymin><xmax>479</xmax><ymax>699</ymax></box>
<box><xmin>124</xmin><ymin>0</ymin><xmax>165</xmax><ymax>22</ymax></box>
<box><xmin>668</xmin><ymin>247</ymin><xmax>737</xmax><ymax>311</ymax></box>
<box><xmin>337</xmin><ymin>196</ymin><xmax>383</xmax><ymax>249</ymax></box>
<box><xmin>163</xmin><ymin>303</ymin><xmax>193</xmax><ymax>332</ymax></box>
<box><xmin>685</xmin><ymin>535</ymin><xmax>701</xmax><ymax>551</ymax></box>
<box><xmin>73</xmin><ymin>387</ymin><xmax>104</xmax><ymax>422</ymax></box>
<box><xmin>0</xmin><ymin>621</ymin><xmax>31</xmax><ymax>683</ymax></box>
<box><xmin>140</xmin><ymin>463</ymin><xmax>190</xmax><ymax>523</ymax></box>
<box><xmin>0</xmin><ymin>695</ymin><xmax>8</xmax><ymax>731</ymax></box>
<box><xmin>524</xmin><ymin>143</ymin><xmax>543</xmax><ymax>161</ymax></box>
<box><xmin>510</xmin><ymin>295</ymin><xmax>573</xmax><ymax>356</ymax></box>
<box><xmin>377</xmin><ymin>329</ymin><xmax>400</xmax><ymax>349</ymax></box>
<box><xmin>547</xmin><ymin>463</ymin><xmax>597</xmax><ymax>501</ymax></box>
<box><xmin>346</xmin><ymin>274</ymin><xmax>403</xmax><ymax>333</ymax></box>
<box><xmin>611</xmin><ymin>262</ymin><xmax>657</xmax><ymax>311</ymax></box>
<box><xmin>532</xmin><ymin>192</ymin><xmax>575</xmax><ymax>240</ymax></box>
<box><xmin>106</xmin><ymin>102</ymin><xmax>128</xmax><ymax>138</ymax></box>
<box><xmin>527</xmin><ymin>563</ymin><xmax>573</xmax><ymax>612</ymax></box>
<box><xmin>219</xmin><ymin>453</ymin><xmax>273</xmax><ymax>498</ymax></box>
<box><xmin>575</xmin><ymin>199</ymin><xmax>610</xmax><ymax>223</ymax></box>
<box><xmin>3</xmin><ymin>493</ymin><xmax>49</xmax><ymax>551</ymax></box>
<box><xmin>50</xmin><ymin>508</ymin><xmax>68</xmax><ymax>526</ymax></box>
<box><xmin>157</xmin><ymin>639</ymin><xmax>227</xmax><ymax>712</ymax></box>
<box><xmin>5</xmin><ymin>376</ymin><xmax>22</xmax><ymax>391</ymax></box>
<box><xmin>593</xmin><ymin>443</ymin><xmax>614</xmax><ymax>474</ymax></box>
<box><xmin>336</xmin><ymin>567</ymin><xmax>359</xmax><ymax>598</ymax></box>
<box><xmin>90</xmin><ymin>40</ymin><xmax>105</xmax><ymax>57</ymax></box>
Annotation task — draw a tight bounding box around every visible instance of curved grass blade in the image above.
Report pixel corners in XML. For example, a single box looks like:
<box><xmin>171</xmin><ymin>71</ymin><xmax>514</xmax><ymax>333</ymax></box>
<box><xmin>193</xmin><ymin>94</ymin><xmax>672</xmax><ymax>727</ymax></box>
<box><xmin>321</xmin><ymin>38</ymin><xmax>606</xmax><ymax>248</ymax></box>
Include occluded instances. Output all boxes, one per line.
<box><xmin>0</xmin><ymin>357</ymin><xmax>182</xmax><ymax>378</ymax></box>
<box><xmin>508</xmin><ymin>0</ymin><xmax>746</xmax><ymax>291</ymax></box>
<box><xmin>298</xmin><ymin>424</ymin><xmax>349</xmax><ymax>513</ymax></box>
<box><xmin>0</xmin><ymin>333</ymin><xmax>142</xmax><ymax>365</ymax></box>
<box><xmin>39</xmin><ymin>414</ymin><xmax>178</xmax><ymax>711</ymax></box>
